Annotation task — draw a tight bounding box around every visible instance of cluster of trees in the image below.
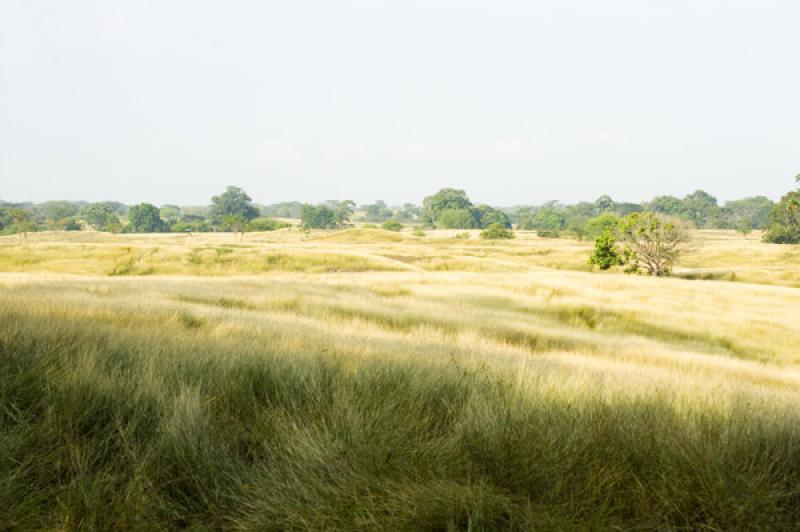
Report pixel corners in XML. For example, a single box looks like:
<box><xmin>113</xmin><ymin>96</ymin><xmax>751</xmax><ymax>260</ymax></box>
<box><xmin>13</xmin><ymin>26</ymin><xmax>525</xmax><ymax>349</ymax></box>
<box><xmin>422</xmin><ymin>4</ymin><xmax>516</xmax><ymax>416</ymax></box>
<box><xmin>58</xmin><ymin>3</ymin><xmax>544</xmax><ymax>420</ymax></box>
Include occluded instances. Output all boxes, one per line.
<box><xmin>422</xmin><ymin>189</ymin><xmax>511</xmax><ymax>229</ymax></box>
<box><xmin>508</xmin><ymin>192</ymin><xmax>775</xmax><ymax>239</ymax></box>
<box><xmin>2</xmin><ymin>177</ymin><xmax>798</xmax><ymax>245</ymax></box>
<box><xmin>0</xmin><ymin>187</ymin><xmax>290</xmax><ymax>237</ymax></box>
<box><xmin>299</xmin><ymin>201</ymin><xmax>355</xmax><ymax>230</ymax></box>
<box><xmin>357</xmin><ymin>201</ymin><xmax>422</xmax><ymax>223</ymax></box>
<box><xmin>762</xmin><ymin>175</ymin><xmax>800</xmax><ymax>244</ymax></box>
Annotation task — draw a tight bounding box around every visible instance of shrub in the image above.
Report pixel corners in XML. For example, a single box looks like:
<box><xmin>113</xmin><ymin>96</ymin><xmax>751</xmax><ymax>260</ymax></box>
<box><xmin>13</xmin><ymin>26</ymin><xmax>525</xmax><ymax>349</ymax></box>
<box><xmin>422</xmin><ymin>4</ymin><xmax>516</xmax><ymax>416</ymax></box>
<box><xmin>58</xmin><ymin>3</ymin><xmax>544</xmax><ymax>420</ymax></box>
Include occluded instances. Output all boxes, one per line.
<box><xmin>588</xmin><ymin>230</ymin><xmax>622</xmax><ymax>270</ymax></box>
<box><xmin>246</xmin><ymin>217</ymin><xmax>290</xmax><ymax>232</ymax></box>
<box><xmin>381</xmin><ymin>220</ymin><xmax>403</xmax><ymax>232</ymax></box>
<box><xmin>537</xmin><ymin>229</ymin><xmax>561</xmax><ymax>238</ymax></box>
<box><xmin>480</xmin><ymin>223</ymin><xmax>514</xmax><ymax>240</ymax></box>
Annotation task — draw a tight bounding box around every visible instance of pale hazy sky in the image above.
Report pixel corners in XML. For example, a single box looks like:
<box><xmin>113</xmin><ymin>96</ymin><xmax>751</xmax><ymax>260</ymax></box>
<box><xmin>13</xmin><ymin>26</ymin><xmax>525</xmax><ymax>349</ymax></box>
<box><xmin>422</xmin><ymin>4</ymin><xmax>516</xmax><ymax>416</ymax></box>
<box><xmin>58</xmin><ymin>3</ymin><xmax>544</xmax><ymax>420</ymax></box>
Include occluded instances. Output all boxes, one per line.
<box><xmin>1</xmin><ymin>1</ymin><xmax>798</xmax><ymax>206</ymax></box>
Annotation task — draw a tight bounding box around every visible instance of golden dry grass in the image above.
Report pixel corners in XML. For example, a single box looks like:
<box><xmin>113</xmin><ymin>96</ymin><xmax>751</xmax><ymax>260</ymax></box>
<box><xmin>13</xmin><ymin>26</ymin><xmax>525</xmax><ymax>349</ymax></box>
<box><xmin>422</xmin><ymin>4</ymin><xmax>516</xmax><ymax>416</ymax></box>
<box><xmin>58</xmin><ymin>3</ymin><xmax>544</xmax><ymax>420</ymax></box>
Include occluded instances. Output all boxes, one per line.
<box><xmin>2</xmin><ymin>228</ymin><xmax>800</xmax><ymax>528</ymax></box>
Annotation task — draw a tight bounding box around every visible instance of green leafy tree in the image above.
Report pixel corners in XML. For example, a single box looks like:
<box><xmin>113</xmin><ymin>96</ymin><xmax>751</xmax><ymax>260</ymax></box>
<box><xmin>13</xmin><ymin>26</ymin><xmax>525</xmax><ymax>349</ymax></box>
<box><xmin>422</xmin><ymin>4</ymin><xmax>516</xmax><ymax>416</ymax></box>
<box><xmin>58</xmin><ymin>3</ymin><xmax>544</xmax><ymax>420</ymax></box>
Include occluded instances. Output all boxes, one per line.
<box><xmin>762</xmin><ymin>177</ymin><xmax>800</xmax><ymax>244</ymax></box>
<box><xmin>9</xmin><ymin>208</ymin><xmax>35</xmax><ymax>242</ymax></box>
<box><xmin>81</xmin><ymin>204</ymin><xmax>122</xmax><ymax>232</ymax></box>
<box><xmin>616</xmin><ymin>212</ymin><xmax>689</xmax><ymax>276</ymax></box>
<box><xmin>422</xmin><ymin>189</ymin><xmax>476</xmax><ymax>227</ymax></box>
<box><xmin>588</xmin><ymin>229</ymin><xmax>623</xmax><ymax>270</ymax></box>
<box><xmin>682</xmin><ymin>190</ymin><xmax>719</xmax><ymax>228</ymax></box>
<box><xmin>125</xmin><ymin>203</ymin><xmax>167</xmax><ymax>233</ymax></box>
<box><xmin>300</xmin><ymin>204</ymin><xmax>339</xmax><ymax>229</ymax></box>
<box><xmin>392</xmin><ymin>203</ymin><xmax>422</xmax><ymax>222</ymax></box>
<box><xmin>647</xmin><ymin>195</ymin><xmax>685</xmax><ymax>217</ymax></box>
<box><xmin>480</xmin><ymin>223</ymin><xmax>514</xmax><ymax>240</ymax></box>
<box><xmin>159</xmin><ymin>205</ymin><xmax>182</xmax><ymax>226</ymax></box>
<box><xmin>435</xmin><ymin>209</ymin><xmax>480</xmax><ymax>229</ymax></box>
<box><xmin>210</xmin><ymin>186</ymin><xmax>259</xmax><ymax>226</ymax></box>
<box><xmin>330</xmin><ymin>200</ymin><xmax>355</xmax><ymax>225</ymax></box>
<box><xmin>514</xmin><ymin>203</ymin><xmax>567</xmax><ymax>235</ymax></box>
<box><xmin>220</xmin><ymin>214</ymin><xmax>248</xmax><ymax>240</ymax></box>
<box><xmin>260</xmin><ymin>202</ymin><xmax>303</xmax><ymax>219</ymax></box>
<box><xmin>171</xmin><ymin>214</ymin><xmax>210</xmax><ymax>233</ymax></box>
<box><xmin>594</xmin><ymin>195</ymin><xmax>615</xmax><ymax>214</ymax></box>
<box><xmin>362</xmin><ymin>200</ymin><xmax>393</xmax><ymax>222</ymax></box>
<box><xmin>723</xmin><ymin>196</ymin><xmax>773</xmax><ymax>230</ymax></box>
<box><xmin>585</xmin><ymin>212</ymin><xmax>621</xmax><ymax>240</ymax></box>
<box><xmin>39</xmin><ymin>201</ymin><xmax>79</xmax><ymax>229</ymax></box>
<box><xmin>473</xmin><ymin>205</ymin><xmax>512</xmax><ymax>228</ymax></box>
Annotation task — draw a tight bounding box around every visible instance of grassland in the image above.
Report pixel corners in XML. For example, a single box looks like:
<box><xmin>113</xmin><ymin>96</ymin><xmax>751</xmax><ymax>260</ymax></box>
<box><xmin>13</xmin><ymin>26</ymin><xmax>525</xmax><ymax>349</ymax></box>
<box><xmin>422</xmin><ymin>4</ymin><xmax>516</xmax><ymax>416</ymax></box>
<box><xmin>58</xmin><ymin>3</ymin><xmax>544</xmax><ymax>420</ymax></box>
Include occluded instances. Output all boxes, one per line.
<box><xmin>2</xmin><ymin>229</ymin><xmax>800</xmax><ymax>529</ymax></box>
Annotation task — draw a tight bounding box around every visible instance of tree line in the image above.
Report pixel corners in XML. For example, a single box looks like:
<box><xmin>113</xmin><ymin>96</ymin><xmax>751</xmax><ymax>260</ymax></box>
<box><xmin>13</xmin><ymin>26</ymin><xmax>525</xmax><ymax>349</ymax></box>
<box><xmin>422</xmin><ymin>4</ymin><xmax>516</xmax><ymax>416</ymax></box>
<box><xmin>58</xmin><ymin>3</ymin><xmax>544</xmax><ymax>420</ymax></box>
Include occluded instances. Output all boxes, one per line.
<box><xmin>1</xmin><ymin>176</ymin><xmax>798</xmax><ymax>245</ymax></box>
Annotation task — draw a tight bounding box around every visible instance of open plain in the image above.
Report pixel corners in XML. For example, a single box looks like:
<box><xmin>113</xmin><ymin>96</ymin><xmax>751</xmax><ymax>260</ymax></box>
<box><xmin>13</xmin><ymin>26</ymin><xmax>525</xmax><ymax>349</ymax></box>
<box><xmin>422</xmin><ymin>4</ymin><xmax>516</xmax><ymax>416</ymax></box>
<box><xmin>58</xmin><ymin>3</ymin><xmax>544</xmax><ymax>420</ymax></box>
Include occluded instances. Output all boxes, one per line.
<box><xmin>2</xmin><ymin>228</ymin><xmax>800</xmax><ymax>529</ymax></box>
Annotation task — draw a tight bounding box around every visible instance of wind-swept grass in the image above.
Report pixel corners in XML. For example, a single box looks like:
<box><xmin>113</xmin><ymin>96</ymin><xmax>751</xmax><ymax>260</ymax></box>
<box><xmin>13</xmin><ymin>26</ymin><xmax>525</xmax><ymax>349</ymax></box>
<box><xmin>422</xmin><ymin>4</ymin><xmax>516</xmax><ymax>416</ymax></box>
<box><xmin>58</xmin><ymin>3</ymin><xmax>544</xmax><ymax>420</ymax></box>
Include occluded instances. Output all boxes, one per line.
<box><xmin>2</xmin><ymin>271</ymin><xmax>800</xmax><ymax>529</ymax></box>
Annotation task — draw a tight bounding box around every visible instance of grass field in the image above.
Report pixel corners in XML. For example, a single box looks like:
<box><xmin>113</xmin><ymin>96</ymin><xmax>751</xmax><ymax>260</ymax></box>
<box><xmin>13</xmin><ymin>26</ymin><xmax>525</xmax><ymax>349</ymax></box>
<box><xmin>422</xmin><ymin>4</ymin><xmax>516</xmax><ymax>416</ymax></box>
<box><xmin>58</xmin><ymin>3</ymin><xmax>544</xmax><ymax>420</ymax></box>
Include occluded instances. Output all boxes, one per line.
<box><xmin>2</xmin><ymin>229</ymin><xmax>800</xmax><ymax>529</ymax></box>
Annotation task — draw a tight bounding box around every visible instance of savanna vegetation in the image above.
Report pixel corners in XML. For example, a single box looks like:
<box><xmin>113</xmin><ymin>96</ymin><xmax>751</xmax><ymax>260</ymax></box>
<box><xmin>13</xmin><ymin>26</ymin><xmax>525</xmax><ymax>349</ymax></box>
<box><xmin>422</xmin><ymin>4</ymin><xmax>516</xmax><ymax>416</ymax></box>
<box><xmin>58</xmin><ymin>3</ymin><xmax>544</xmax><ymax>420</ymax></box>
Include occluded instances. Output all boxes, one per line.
<box><xmin>2</xmin><ymin>175</ymin><xmax>800</xmax><ymax>529</ymax></box>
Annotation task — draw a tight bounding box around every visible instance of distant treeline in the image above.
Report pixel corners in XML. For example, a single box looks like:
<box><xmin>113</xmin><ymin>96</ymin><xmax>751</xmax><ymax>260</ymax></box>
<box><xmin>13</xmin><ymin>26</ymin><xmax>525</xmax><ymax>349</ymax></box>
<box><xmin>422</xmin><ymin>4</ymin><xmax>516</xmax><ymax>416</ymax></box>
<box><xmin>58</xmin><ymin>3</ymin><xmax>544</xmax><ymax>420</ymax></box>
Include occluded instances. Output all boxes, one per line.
<box><xmin>2</xmin><ymin>178</ymin><xmax>798</xmax><ymax>243</ymax></box>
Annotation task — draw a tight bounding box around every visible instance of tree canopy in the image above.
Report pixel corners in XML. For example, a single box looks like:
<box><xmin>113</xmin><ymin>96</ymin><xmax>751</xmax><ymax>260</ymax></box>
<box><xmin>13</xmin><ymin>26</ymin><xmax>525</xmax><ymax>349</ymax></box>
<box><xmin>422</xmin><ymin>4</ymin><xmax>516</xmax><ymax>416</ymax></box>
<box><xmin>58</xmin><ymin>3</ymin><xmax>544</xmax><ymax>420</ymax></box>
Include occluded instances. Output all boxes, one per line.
<box><xmin>210</xmin><ymin>186</ymin><xmax>259</xmax><ymax>226</ymax></box>
<box><xmin>125</xmin><ymin>203</ymin><xmax>167</xmax><ymax>233</ymax></box>
<box><xmin>763</xmin><ymin>176</ymin><xmax>800</xmax><ymax>244</ymax></box>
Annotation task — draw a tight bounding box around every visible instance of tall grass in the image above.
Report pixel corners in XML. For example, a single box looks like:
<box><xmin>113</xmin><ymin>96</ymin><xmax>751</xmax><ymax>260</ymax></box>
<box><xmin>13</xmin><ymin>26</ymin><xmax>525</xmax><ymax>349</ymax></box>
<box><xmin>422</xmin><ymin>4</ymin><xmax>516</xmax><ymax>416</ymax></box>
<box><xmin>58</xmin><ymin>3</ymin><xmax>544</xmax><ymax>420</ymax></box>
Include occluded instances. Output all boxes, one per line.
<box><xmin>3</xmin><ymin>228</ymin><xmax>798</xmax><ymax>285</ymax></box>
<box><xmin>2</xmin><ymin>272</ymin><xmax>800</xmax><ymax>529</ymax></box>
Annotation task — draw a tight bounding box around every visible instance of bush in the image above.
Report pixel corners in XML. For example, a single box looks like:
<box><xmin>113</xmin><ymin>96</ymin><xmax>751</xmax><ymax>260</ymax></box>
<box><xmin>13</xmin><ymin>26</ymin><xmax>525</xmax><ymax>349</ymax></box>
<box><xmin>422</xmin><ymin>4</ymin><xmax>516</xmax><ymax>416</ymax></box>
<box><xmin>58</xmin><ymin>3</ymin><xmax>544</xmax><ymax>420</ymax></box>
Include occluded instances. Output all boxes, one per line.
<box><xmin>412</xmin><ymin>228</ymin><xmax>426</xmax><ymax>237</ymax></box>
<box><xmin>246</xmin><ymin>217</ymin><xmax>290</xmax><ymax>232</ymax></box>
<box><xmin>361</xmin><ymin>223</ymin><xmax>378</xmax><ymax>229</ymax></box>
<box><xmin>537</xmin><ymin>229</ymin><xmax>561</xmax><ymax>238</ymax></box>
<box><xmin>381</xmin><ymin>220</ymin><xmax>403</xmax><ymax>232</ymax></box>
<box><xmin>588</xmin><ymin>230</ymin><xmax>622</xmax><ymax>270</ymax></box>
<box><xmin>480</xmin><ymin>224</ymin><xmax>514</xmax><ymax>240</ymax></box>
<box><xmin>454</xmin><ymin>232</ymin><xmax>470</xmax><ymax>240</ymax></box>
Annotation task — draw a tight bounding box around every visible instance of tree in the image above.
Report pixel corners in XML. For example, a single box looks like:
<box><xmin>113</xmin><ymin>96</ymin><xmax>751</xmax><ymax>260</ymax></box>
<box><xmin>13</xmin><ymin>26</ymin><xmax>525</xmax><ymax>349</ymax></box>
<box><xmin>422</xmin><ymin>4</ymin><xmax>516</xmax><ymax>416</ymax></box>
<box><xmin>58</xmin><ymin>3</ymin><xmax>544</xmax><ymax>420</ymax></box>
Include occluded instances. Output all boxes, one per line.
<box><xmin>594</xmin><ymin>195</ymin><xmax>615</xmax><ymax>214</ymax></box>
<box><xmin>125</xmin><ymin>203</ymin><xmax>167</xmax><ymax>233</ymax></box>
<box><xmin>159</xmin><ymin>205</ymin><xmax>182</xmax><ymax>226</ymax></box>
<box><xmin>260</xmin><ymin>202</ymin><xmax>303</xmax><ymax>219</ymax></box>
<box><xmin>330</xmin><ymin>200</ymin><xmax>355</xmax><ymax>225</ymax></box>
<box><xmin>723</xmin><ymin>196</ymin><xmax>774</xmax><ymax>230</ymax></box>
<box><xmin>300</xmin><ymin>204</ymin><xmax>339</xmax><ymax>229</ymax></box>
<box><xmin>480</xmin><ymin>223</ymin><xmax>514</xmax><ymax>240</ymax></box>
<box><xmin>435</xmin><ymin>209</ymin><xmax>480</xmax><ymax>229</ymax></box>
<box><xmin>9</xmin><ymin>208</ymin><xmax>35</xmax><ymax>243</ymax></box>
<box><xmin>422</xmin><ymin>189</ymin><xmax>476</xmax><ymax>227</ymax></box>
<box><xmin>762</xmin><ymin>175</ymin><xmax>800</xmax><ymax>244</ymax></box>
<box><xmin>523</xmin><ymin>202</ymin><xmax>566</xmax><ymax>235</ymax></box>
<box><xmin>210</xmin><ymin>186</ymin><xmax>259</xmax><ymax>226</ymax></box>
<box><xmin>392</xmin><ymin>203</ymin><xmax>422</xmax><ymax>222</ymax></box>
<box><xmin>362</xmin><ymin>200</ymin><xmax>392</xmax><ymax>222</ymax></box>
<box><xmin>616</xmin><ymin>212</ymin><xmax>689</xmax><ymax>276</ymax></box>
<box><xmin>585</xmin><ymin>212</ymin><xmax>621</xmax><ymax>240</ymax></box>
<box><xmin>647</xmin><ymin>195</ymin><xmax>685</xmax><ymax>217</ymax></box>
<box><xmin>588</xmin><ymin>229</ymin><xmax>623</xmax><ymax>270</ymax></box>
<box><xmin>39</xmin><ymin>200</ymin><xmax>79</xmax><ymax>230</ymax></box>
<box><xmin>82</xmin><ymin>204</ymin><xmax>122</xmax><ymax>232</ymax></box>
<box><xmin>473</xmin><ymin>205</ymin><xmax>512</xmax><ymax>228</ymax></box>
<box><xmin>682</xmin><ymin>190</ymin><xmax>719</xmax><ymax>228</ymax></box>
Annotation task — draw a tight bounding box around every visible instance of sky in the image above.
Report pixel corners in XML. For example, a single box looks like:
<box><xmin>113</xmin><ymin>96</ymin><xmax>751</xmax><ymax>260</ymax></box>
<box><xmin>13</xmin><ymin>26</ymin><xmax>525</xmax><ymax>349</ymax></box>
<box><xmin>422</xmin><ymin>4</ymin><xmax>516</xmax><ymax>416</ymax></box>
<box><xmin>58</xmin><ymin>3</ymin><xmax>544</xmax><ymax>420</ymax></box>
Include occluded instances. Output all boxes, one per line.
<box><xmin>1</xmin><ymin>0</ymin><xmax>798</xmax><ymax>207</ymax></box>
